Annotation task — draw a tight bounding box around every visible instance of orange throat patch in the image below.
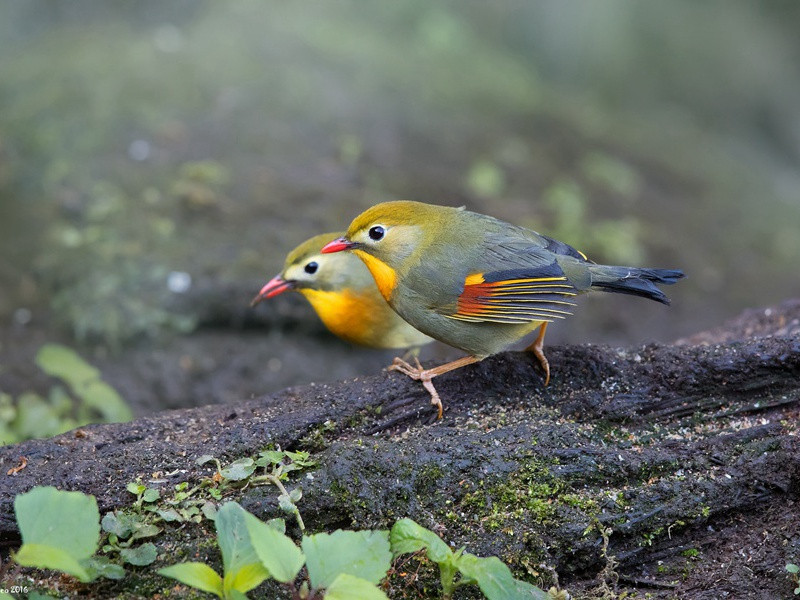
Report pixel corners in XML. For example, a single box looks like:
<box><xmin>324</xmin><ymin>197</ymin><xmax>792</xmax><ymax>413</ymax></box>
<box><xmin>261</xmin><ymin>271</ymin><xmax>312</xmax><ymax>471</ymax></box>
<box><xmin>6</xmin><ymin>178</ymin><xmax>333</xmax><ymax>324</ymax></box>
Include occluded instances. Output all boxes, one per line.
<box><xmin>353</xmin><ymin>250</ymin><xmax>397</xmax><ymax>301</ymax></box>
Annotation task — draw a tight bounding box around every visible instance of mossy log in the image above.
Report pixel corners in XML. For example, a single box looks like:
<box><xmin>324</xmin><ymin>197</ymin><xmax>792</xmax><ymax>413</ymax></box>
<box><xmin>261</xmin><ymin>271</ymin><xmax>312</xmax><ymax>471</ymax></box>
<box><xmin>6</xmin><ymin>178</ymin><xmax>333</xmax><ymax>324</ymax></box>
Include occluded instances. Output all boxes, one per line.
<box><xmin>1</xmin><ymin>300</ymin><xmax>799</xmax><ymax>598</ymax></box>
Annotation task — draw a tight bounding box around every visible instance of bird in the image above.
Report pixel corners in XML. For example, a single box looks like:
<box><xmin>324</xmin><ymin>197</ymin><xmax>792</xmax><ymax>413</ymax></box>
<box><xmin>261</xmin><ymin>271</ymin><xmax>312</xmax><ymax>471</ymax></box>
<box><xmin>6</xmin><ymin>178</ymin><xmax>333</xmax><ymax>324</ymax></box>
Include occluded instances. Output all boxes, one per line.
<box><xmin>251</xmin><ymin>232</ymin><xmax>433</xmax><ymax>350</ymax></box>
<box><xmin>321</xmin><ymin>201</ymin><xmax>684</xmax><ymax>418</ymax></box>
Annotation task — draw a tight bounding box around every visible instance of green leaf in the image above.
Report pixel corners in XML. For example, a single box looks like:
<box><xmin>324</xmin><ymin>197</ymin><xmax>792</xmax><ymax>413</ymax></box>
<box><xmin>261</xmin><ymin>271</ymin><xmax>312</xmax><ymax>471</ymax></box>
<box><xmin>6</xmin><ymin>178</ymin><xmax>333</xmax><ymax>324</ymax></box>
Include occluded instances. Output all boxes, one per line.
<box><xmin>788</xmin><ymin>563</ymin><xmax>800</xmax><ymax>574</ymax></box>
<box><xmin>157</xmin><ymin>508</ymin><xmax>183</xmax><ymax>522</ymax></box>
<box><xmin>302</xmin><ymin>530</ymin><xmax>391</xmax><ymax>589</ymax></box>
<box><xmin>257</xmin><ymin>450</ymin><xmax>285</xmax><ymax>466</ymax></box>
<box><xmin>15</xmin><ymin>486</ymin><xmax>100</xmax><ymax>561</ymax></box>
<box><xmin>229</xmin><ymin>561</ymin><xmax>271</xmax><ymax>595</ymax></box>
<box><xmin>35</xmin><ymin>344</ymin><xmax>131</xmax><ymax>422</ymax></box>
<box><xmin>142</xmin><ymin>488</ymin><xmax>160</xmax><ymax>503</ymax></box>
<box><xmin>120</xmin><ymin>542</ymin><xmax>158</xmax><ymax>566</ymax></box>
<box><xmin>216</xmin><ymin>502</ymin><xmax>270</xmax><ymax>593</ymax></box>
<box><xmin>266</xmin><ymin>518</ymin><xmax>286</xmax><ymax>534</ymax></box>
<box><xmin>13</xmin><ymin>392</ymin><xmax>74</xmax><ymax>439</ymax></box>
<box><xmin>243</xmin><ymin>511</ymin><xmax>304</xmax><ymax>583</ymax></box>
<box><xmin>80</xmin><ymin>379</ymin><xmax>132</xmax><ymax>422</ymax></box>
<box><xmin>201</xmin><ymin>501</ymin><xmax>218</xmax><ymax>521</ymax></box>
<box><xmin>127</xmin><ymin>482</ymin><xmax>146</xmax><ymax>496</ymax></box>
<box><xmin>84</xmin><ymin>555</ymin><xmax>126</xmax><ymax>580</ymax></box>
<box><xmin>102</xmin><ymin>512</ymin><xmax>132</xmax><ymax>538</ymax></box>
<box><xmin>289</xmin><ymin>487</ymin><xmax>303</xmax><ymax>503</ymax></box>
<box><xmin>455</xmin><ymin>553</ymin><xmax>549</xmax><ymax>600</ymax></box>
<box><xmin>35</xmin><ymin>343</ymin><xmax>99</xmax><ymax>385</ymax></box>
<box><xmin>389</xmin><ymin>518</ymin><xmax>452</xmax><ymax>563</ymax></box>
<box><xmin>278</xmin><ymin>493</ymin><xmax>298</xmax><ymax>515</ymax></box>
<box><xmin>220</xmin><ymin>458</ymin><xmax>257</xmax><ymax>481</ymax></box>
<box><xmin>325</xmin><ymin>573</ymin><xmax>389</xmax><ymax>600</ymax></box>
<box><xmin>196</xmin><ymin>454</ymin><xmax>216</xmax><ymax>465</ymax></box>
<box><xmin>284</xmin><ymin>450</ymin><xmax>316</xmax><ymax>467</ymax></box>
<box><xmin>14</xmin><ymin>544</ymin><xmax>92</xmax><ymax>582</ymax></box>
<box><xmin>158</xmin><ymin>562</ymin><xmax>224</xmax><ymax>597</ymax></box>
<box><xmin>102</xmin><ymin>511</ymin><xmax>160</xmax><ymax>540</ymax></box>
<box><xmin>130</xmin><ymin>522</ymin><xmax>161</xmax><ymax>541</ymax></box>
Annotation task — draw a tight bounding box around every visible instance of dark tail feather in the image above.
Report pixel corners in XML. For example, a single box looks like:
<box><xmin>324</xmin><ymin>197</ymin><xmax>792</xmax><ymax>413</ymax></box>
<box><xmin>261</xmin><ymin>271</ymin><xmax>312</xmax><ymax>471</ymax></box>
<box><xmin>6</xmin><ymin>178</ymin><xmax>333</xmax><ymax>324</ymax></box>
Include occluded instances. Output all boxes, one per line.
<box><xmin>589</xmin><ymin>266</ymin><xmax>685</xmax><ymax>305</ymax></box>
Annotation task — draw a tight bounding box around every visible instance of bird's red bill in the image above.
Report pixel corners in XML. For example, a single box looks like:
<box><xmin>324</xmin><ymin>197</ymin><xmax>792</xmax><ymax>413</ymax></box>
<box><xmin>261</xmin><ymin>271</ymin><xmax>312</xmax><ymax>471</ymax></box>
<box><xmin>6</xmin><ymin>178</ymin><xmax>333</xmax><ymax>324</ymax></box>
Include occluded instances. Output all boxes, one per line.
<box><xmin>251</xmin><ymin>275</ymin><xmax>293</xmax><ymax>306</ymax></box>
<box><xmin>320</xmin><ymin>237</ymin><xmax>353</xmax><ymax>253</ymax></box>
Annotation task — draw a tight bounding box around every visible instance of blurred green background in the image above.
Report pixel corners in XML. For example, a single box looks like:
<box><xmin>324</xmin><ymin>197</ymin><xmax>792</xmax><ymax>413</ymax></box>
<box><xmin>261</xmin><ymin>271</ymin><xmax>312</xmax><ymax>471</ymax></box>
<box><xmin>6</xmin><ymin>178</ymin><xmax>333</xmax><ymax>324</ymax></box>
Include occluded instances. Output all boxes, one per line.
<box><xmin>1</xmin><ymin>0</ymin><xmax>799</xmax><ymax>428</ymax></box>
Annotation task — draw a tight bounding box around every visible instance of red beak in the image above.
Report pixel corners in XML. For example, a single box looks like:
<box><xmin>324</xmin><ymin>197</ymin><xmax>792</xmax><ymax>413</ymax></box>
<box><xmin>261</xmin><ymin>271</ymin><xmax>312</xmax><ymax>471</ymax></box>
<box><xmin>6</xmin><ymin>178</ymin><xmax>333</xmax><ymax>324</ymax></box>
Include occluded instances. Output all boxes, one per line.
<box><xmin>250</xmin><ymin>275</ymin><xmax>295</xmax><ymax>306</ymax></box>
<box><xmin>320</xmin><ymin>237</ymin><xmax>355</xmax><ymax>254</ymax></box>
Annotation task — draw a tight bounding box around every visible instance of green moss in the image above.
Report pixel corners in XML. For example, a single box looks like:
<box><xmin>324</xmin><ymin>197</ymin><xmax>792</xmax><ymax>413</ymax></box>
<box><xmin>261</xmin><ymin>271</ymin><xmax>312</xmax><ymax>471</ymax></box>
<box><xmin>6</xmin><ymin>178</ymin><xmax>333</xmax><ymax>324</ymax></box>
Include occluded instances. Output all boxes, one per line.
<box><xmin>416</xmin><ymin>463</ymin><xmax>446</xmax><ymax>494</ymax></box>
<box><xmin>459</xmin><ymin>455</ymin><xmax>604</xmax><ymax>532</ymax></box>
<box><xmin>328</xmin><ymin>480</ymin><xmax>369</xmax><ymax>513</ymax></box>
<box><xmin>560</xmin><ymin>493</ymin><xmax>599</xmax><ymax>513</ymax></box>
<box><xmin>297</xmin><ymin>420</ymin><xmax>337</xmax><ymax>452</ymax></box>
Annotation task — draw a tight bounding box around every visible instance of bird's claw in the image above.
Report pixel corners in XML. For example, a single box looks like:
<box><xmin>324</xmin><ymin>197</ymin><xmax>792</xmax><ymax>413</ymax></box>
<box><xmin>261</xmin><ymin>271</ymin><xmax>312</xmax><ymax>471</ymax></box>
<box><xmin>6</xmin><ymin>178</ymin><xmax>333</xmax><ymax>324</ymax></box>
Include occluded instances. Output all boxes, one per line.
<box><xmin>388</xmin><ymin>356</ymin><xmax>424</xmax><ymax>379</ymax></box>
<box><xmin>421</xmin><ymin>378</ymin><xmax>444</xmax><ymax>420</ymax></box>
<box><xmin>388</xmin><ymin>356</ymin><xmax>443</xmax><ymax>419</ymax></box>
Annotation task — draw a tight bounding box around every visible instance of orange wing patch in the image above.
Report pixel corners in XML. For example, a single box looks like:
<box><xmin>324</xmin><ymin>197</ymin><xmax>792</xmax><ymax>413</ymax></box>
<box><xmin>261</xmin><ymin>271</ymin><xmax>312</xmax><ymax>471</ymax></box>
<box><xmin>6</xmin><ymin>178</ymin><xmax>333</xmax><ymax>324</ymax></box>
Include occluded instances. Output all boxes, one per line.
<box><xmin>450</xmin><ymin>269</ymin><xmax>578</xmax><ymax>324</ymax></box>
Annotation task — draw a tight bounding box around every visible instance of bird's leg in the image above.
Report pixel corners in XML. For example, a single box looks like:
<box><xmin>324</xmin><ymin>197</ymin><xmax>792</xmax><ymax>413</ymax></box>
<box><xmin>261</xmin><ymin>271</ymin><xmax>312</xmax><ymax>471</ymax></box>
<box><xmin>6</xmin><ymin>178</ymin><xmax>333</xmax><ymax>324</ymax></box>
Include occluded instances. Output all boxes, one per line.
<box><xmin>524</xmin><ymin>322</ymin><xmax>550</xmax><ymax>386</ymax></box>
<box><xmin>388</xmin><ymin>355</ymin><xmax>481</xmax><ymax>419</ymax></box>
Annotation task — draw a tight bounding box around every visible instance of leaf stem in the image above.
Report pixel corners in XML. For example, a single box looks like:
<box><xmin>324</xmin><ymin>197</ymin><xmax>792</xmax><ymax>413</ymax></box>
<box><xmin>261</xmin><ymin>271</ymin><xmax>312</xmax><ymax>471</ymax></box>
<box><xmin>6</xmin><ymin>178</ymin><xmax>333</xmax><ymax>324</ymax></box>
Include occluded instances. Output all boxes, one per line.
<box><xmin>260</xmin><ymin>473</ymin><xmax>305</xmax><ymax>532</ymax></box>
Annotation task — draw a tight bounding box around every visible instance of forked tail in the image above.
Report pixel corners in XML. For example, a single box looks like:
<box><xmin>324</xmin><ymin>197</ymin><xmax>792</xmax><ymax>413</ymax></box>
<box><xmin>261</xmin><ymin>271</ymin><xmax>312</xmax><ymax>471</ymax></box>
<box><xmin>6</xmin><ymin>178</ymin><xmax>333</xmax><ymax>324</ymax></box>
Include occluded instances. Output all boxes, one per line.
<box><xmin>588</xmin><ymin>265</ymin><xmax>685</xmax><ymax>305</ymax></box>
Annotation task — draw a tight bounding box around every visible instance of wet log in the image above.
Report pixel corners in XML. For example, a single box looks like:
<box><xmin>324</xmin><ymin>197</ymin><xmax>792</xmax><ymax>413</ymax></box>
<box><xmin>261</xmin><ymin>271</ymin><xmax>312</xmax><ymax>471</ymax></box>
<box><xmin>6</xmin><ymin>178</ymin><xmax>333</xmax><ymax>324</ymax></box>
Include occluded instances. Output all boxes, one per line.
<box><xmin>1</xmin><ymin>300</ymin><xmax>799</xmax><ymax>598</ymax></box>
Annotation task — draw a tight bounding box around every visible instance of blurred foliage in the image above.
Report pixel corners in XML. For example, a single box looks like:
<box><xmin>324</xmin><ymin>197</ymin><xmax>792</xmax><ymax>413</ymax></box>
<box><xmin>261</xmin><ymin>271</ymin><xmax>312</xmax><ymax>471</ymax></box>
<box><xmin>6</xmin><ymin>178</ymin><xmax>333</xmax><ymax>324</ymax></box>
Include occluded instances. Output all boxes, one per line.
<box><xmin>466</xmin><ymin>160</ymin><xmax>507</xmax><ymax>199</ymax></box>
<box><xmin>0</xmin><ymin>0</ymin><xmax>799</xmax><ymax>351</ymax></box>
<box><xmin>537</xmin><ymin>176</ymin><xmax>643</xmax><ymax>265</ymax></box>
<box><xmin>579</xmin><ymin>153</ymin><xmax>641</xmax><ymax>201</ymax></box>
<box><xmin>1</xmin><ymin>344</ymin><xmax>131</xmax><ymax>445</ymax></box>
<box><xmin>36</xmin><ymin>176</ymin><xmax>203</xmax><ymax>347</ymax></box>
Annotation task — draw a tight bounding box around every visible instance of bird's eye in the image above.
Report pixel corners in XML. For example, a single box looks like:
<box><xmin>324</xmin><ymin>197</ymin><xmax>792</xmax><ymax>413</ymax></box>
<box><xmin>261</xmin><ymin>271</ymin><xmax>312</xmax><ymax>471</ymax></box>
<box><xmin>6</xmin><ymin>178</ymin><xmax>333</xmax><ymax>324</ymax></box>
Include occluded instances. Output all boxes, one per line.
<box><xmin>368</xmin><ymin>225</ymin><xmax>385</xmax><ymax>241</ymax></box>
<box><xmin>304</xmin><ymin>261</ymin><xmax>318</xmax><ymax>274</ymax></box>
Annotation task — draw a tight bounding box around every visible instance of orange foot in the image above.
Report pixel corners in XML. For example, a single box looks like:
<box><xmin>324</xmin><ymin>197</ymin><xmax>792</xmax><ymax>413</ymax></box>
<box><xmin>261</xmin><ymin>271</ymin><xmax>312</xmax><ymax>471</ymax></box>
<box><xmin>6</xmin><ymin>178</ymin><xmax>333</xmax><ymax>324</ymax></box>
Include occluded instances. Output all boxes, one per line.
<box><xmin>524</xmin><ymin>322</ymin><xmax>550</xmax><ymax>386</ymax></box>
<box><xmin>388</xmin><ymin>355</ymin><xmax>481</xmax><ymax>419</ymax></box>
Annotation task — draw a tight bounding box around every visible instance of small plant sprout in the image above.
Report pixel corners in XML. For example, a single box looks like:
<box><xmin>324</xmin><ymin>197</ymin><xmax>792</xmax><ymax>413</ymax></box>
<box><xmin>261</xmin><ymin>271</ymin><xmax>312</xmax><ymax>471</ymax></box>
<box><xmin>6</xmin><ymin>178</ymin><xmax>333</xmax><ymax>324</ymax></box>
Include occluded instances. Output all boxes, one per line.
<box><xmin>159</xmin><ymin>501</ymin><xmax>391</xmax><ymax>599</ymax></box>
<box><xmin>787</xmin><ymin>563</ymin><xmax>800</xmax><ymax>595</ymax></box>
<box><xmin>197</xmin><ymin>448</ymin><xmax>317</xmax><ymax>532</ymax></box>
<box><xmin>390</xmin><ymin>518</ymin><xmax>550</xmax><ymax>600</ymax></box>
<box><xmin>101</xmin><ymin>509</ymin><xmax>160</xmax><ymax>566</ymax></box>
<box><xmin>158</xmin><ymin>502</ymin><xmax>270</xmax><ymax>599</ymax></box>
<box><xmin>11</xmin><ymin>484</ymin><xmax>554</xmax><ymax>599</ymax></box>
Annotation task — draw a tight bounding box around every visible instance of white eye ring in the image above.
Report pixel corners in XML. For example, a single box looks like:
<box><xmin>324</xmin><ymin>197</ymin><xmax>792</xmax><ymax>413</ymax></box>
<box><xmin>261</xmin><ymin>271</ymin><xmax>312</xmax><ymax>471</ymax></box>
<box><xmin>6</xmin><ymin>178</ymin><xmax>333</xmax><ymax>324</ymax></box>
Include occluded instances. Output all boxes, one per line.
<box><xmin>368</xmin><ymin>225</ymin><xmax>385</xmax><ymax>241</ymax></box>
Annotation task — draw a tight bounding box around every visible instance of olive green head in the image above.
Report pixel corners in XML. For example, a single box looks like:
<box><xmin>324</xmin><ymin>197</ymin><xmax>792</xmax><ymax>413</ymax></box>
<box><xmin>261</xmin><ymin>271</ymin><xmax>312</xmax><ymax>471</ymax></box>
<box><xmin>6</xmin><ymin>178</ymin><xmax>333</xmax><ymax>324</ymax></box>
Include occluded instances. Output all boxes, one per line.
<box><xmin>251</xmin><ymin>231</ymin><xmax>375</xmax><ymax>305</ymax></box>
<box><xmin>334</xmin><ymin>201</ymin><xmax>465</xmax><ymax>270</ymax></box>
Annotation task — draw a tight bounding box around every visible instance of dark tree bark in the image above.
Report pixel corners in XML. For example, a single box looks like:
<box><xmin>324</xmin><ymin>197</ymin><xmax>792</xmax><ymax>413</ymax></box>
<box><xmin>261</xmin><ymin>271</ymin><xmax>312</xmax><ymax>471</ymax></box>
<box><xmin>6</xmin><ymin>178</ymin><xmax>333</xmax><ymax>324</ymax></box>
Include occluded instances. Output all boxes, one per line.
<box><xmin>1</xmin><ymin>300</ymin><xmax>799</xmax><ymax>599</ymax></box>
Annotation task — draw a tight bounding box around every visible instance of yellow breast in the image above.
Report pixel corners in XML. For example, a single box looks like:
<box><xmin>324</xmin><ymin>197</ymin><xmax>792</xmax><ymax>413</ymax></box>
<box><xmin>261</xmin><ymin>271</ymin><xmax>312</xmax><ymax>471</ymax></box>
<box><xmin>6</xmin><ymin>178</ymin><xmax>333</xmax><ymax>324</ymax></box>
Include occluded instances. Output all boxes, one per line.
<box><xmin>352</xmin><ymin>250</ymin><xmax>397</xmax><ymax>301</ymax></box>
<box><xmin>299</xmin><ymin>286</ymin><xmax>429</xmax><ymax>349</ymax></box>
<box><xmin>298</xmin><ymin>287</ymin><xmax>382</xmax><ymax>347</ymax></box>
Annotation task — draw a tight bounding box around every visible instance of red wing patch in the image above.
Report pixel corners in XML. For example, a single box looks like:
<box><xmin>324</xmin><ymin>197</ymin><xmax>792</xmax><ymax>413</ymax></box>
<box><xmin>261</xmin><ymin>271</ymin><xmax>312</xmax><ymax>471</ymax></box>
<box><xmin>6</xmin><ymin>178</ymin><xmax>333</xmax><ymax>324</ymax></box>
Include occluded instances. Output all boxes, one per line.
<box><xmin>449</xmin><ymin>271</ymin><xmax>578</xmax><ymax>324</ymax></box>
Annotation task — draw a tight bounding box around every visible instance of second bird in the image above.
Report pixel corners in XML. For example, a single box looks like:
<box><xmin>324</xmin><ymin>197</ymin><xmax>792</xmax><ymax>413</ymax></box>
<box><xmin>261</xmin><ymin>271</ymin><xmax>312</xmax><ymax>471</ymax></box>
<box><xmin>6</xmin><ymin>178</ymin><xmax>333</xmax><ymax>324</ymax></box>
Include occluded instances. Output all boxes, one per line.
<box><xmin>322</xmin><ymin>201</ymin><xmax>685</xmax><ymax>418</ymax></box>
<box><xmin>252</xmin><ymin>232</ymin><xmax>432</xmax><ymax>350</ymax></box>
